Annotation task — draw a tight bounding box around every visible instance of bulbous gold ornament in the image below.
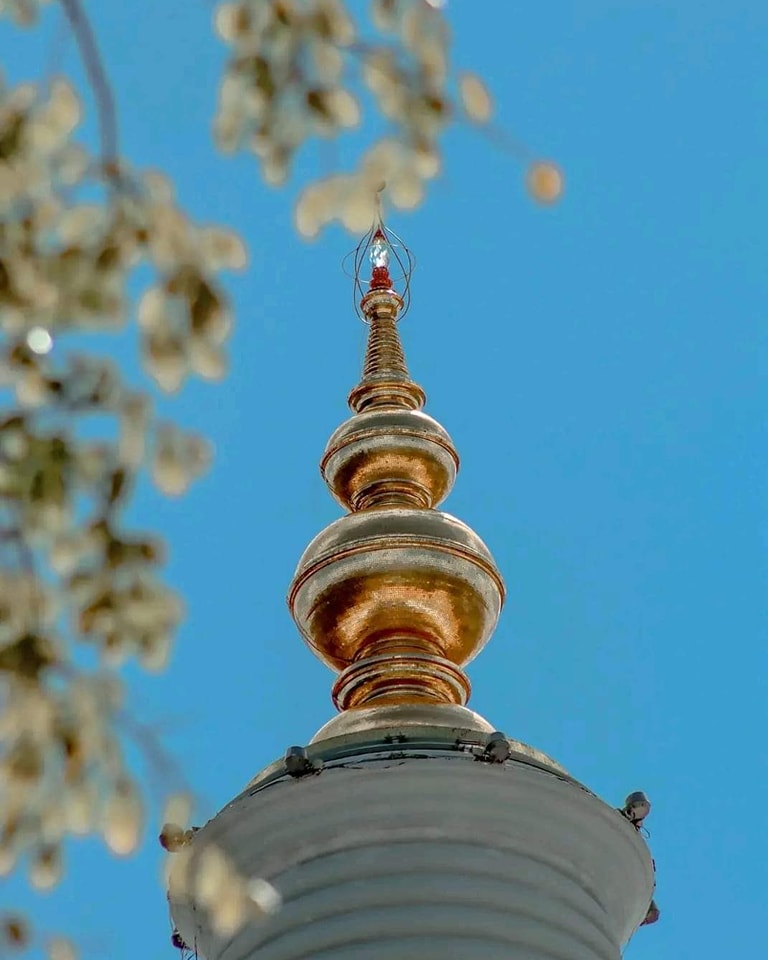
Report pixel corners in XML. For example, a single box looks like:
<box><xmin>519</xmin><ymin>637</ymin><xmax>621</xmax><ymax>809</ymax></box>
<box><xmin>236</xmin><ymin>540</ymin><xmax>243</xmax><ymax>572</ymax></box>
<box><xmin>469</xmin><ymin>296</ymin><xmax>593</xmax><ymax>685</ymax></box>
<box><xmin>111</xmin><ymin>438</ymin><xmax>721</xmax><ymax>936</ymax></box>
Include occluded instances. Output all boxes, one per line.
<box><xmin>287</xmin><ymin>227</ymin><xmax>505</xmax><ymax>712</ymax></box>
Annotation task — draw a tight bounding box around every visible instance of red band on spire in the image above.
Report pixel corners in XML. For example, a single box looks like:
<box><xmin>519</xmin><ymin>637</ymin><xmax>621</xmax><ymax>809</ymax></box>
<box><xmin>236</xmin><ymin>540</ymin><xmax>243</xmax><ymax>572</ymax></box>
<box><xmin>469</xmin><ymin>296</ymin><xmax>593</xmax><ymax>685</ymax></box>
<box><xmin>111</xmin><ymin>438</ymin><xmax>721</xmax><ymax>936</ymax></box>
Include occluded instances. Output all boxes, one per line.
<box><xmin>370</xmin><ymin>265</ymin><xmax>392</xmax><ymax>290</ymax></box>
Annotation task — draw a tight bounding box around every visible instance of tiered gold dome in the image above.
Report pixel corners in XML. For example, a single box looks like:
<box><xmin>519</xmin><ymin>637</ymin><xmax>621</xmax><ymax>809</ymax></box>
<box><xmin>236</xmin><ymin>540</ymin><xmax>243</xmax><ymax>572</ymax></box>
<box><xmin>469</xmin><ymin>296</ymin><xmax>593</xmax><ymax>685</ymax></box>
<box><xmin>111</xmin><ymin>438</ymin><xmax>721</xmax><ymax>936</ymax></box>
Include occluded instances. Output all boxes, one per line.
<box><xmin>287</xmin><ymin>228</ymin><xmax>505</xmax><ymax>712</ymax></box>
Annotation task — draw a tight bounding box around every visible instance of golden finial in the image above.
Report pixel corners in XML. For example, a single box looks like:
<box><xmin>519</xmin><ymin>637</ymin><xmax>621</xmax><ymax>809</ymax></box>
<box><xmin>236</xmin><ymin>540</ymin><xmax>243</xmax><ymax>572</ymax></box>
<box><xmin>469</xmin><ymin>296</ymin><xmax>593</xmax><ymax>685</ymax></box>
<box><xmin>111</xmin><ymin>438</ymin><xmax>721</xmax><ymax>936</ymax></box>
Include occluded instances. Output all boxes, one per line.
<box><xmin>324</xmin><ymin>223</ymin><xmax>448</xmax><ymax>511</ymax></box>
<box><xmin>348</xmin><ymin>227</ymin><xmax>426</xmax><ymax>414</ymax></box>
<box><xmin>288</xmin><ymin>220</ymin><xmax>504</xmax><ymax>711</ymax></box>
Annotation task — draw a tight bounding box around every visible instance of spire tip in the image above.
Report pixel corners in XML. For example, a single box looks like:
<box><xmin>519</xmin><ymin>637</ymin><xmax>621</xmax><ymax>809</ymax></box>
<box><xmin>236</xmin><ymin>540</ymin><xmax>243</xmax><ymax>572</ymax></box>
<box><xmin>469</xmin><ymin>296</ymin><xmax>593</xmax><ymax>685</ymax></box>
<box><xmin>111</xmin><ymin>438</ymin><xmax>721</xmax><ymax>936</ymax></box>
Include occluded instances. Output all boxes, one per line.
<box><xmin>345</xmin><ymin>219</ymin><xmax>414</xmax><ymax>321</ymax></box>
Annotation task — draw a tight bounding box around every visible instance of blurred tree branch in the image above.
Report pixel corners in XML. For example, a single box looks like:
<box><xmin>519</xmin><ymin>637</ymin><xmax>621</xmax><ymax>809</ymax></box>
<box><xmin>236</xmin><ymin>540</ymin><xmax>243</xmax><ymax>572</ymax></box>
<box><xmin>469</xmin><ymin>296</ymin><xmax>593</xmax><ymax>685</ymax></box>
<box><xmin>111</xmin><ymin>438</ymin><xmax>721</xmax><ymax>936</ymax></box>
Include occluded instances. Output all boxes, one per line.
<box><xmin>59</xmin><ymin>0</ymin><xmax>118</xmax><ymax>170</ymax></box>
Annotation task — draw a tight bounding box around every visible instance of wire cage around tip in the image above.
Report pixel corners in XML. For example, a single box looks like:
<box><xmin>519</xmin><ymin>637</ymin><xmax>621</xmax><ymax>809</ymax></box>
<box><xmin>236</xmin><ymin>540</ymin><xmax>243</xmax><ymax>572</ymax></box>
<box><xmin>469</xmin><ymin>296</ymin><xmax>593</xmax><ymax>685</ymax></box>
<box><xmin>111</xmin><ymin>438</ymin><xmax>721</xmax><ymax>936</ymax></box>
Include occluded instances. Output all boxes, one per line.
<box><xmin>343</xmin><ymin>221</ymin><xmax>415</xmax><ymax>322</ymax></box>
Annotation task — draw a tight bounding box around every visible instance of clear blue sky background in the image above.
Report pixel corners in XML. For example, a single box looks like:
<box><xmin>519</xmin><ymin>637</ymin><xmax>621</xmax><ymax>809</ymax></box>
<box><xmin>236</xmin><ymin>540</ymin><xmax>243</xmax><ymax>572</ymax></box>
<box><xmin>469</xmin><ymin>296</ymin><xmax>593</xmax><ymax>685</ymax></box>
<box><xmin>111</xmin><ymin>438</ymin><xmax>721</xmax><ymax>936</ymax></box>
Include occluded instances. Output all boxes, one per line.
<box><xmin>2</xmin><ymin>1</ymin><xmax>767</xmax><ymax>956</ymax></box>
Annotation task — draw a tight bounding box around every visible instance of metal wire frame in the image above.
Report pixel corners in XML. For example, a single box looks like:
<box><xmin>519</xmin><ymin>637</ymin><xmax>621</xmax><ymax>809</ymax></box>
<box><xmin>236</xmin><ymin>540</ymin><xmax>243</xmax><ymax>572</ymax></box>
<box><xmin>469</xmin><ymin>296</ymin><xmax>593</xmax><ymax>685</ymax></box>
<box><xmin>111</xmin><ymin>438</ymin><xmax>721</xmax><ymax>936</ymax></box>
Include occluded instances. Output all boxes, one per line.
<box><xmin>342</xmin><ymin>219</ymin><xmax>416</xmax><ymax>322</ymax></box>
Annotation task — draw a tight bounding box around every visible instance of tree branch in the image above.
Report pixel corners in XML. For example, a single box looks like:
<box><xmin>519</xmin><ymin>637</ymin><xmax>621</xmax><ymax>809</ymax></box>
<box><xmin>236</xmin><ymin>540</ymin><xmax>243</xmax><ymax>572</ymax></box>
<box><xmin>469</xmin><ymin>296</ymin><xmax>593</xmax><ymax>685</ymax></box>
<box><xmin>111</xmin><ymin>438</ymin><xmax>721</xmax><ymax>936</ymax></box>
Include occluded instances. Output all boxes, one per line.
<box><xmin>58</xmin><ymin>0</ymin><xmax>119</xmax><ymax>174</ymax></box>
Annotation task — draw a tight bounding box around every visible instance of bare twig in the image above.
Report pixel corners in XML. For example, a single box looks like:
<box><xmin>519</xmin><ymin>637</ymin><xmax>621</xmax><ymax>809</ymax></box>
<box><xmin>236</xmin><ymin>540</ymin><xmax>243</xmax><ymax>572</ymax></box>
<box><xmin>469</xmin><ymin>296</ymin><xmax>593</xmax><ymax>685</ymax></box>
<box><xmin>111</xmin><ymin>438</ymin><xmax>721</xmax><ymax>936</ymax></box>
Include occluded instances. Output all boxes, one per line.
<box><xmin>43</xmin><ymin>4</ymin><xmax>73</xmax><ymax>97</ymax></box>
<box><xmin>58</xmin><ymin>0</ymin><xmax>119</xmax><ymax>175</ymax></box>
<box><xmin>476</xmin><ymin>120</ymin><xmax>532</xmax><ymax>163</ymax></box>
<box><xmin>117</xmin><ymin>709</ymin><xmax>206</xmax><ymax>810</ymax></box>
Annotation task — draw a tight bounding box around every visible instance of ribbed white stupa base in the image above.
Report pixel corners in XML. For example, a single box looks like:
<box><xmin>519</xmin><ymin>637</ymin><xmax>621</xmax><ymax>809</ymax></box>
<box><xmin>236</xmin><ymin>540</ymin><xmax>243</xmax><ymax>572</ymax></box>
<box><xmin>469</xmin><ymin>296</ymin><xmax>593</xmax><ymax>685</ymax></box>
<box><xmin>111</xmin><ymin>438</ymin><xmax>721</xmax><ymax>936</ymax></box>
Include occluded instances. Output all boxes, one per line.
<box><xmin>169</xmin><ymin>734</ymin><xmax>654</xmax><ymax>960</ymax></box>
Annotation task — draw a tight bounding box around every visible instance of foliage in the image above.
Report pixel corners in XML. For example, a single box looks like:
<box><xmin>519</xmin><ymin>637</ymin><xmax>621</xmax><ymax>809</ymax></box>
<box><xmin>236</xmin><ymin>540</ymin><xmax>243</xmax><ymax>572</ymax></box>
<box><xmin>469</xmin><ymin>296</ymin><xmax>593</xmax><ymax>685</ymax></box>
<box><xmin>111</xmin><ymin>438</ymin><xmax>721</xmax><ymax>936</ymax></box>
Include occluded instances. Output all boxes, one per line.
<box><xmin>214</xmin><ymin>0</ymin><xmax>497</xmax><ymax>234</ymax></box>
<box><xmin>0</xmin><ymin>66</ymin><xmax>243</xmax><ymax>906</ymax></box>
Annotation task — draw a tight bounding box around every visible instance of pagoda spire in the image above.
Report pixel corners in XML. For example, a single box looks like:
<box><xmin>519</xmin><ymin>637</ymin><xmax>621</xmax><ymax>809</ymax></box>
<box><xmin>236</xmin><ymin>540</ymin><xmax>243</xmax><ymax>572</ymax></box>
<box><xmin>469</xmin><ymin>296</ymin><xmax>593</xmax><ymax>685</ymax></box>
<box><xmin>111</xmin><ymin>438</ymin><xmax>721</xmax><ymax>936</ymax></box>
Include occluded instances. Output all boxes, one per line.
<box><xmin>168</xmin><ymin>224</ymin><xmax>658</xmax><ymax>960</ymax></box>
<box><xmin>348</xmin><ymin>226</ymin><xmax>425</xmax><ymax>413</ymax></box>
<box><xmin>288</xmin><ymin>221</ymin><xmax>504</xmax><ymax>711</ymax></box>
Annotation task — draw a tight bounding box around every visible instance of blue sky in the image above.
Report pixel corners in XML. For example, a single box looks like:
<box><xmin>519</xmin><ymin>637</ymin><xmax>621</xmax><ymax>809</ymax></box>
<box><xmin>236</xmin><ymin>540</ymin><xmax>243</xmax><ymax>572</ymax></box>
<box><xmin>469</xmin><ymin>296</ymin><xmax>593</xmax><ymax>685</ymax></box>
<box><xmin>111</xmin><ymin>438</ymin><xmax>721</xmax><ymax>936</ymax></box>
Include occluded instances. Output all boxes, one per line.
<box><xmin>3</xmin><ymin>1</ymin><xmax>767</xmax><ymax>956</ymax></box>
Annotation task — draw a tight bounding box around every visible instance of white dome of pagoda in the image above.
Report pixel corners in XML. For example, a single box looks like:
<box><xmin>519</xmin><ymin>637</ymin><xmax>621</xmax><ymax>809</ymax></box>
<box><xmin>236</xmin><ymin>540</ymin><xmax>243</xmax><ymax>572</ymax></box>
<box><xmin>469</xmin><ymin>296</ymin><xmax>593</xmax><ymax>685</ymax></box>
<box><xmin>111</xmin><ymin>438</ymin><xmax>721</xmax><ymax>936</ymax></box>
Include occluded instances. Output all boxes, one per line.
<box><xmin>168</xmin><ymin>706</ymin><xmax>654</xmax><ymax>960</ymax></box>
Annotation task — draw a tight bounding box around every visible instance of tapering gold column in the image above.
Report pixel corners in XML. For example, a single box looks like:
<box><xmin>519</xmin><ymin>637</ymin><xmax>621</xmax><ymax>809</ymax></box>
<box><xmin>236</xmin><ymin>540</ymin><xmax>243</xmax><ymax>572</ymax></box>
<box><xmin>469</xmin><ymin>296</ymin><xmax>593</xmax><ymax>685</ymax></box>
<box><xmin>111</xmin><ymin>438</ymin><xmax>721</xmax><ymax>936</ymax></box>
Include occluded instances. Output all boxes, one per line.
<box><xmin>288</xmin><ymin>228</ymin><xmax>504</xmax><ymax>711</ymax></box>
<box><xmin>347</xmin><ymin>286</ymin><xmax>425</xmax><ymax>414</ymax></box>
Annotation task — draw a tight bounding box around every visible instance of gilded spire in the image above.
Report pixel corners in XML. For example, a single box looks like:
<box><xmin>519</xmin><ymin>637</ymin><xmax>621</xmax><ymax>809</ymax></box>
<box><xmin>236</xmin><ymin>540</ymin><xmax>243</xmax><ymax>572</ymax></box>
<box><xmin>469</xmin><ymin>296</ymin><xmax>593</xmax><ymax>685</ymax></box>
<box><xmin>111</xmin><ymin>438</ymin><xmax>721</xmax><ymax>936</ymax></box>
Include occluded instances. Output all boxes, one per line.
<box><xmin>288</xmin><ymin>223</ymin><xmax>504</xmax><ymax>712</ymax></box>
<box><xmin>348</xmin><ymin>228</ymin><xmax>425</xmax><ymax>414</ymax></box>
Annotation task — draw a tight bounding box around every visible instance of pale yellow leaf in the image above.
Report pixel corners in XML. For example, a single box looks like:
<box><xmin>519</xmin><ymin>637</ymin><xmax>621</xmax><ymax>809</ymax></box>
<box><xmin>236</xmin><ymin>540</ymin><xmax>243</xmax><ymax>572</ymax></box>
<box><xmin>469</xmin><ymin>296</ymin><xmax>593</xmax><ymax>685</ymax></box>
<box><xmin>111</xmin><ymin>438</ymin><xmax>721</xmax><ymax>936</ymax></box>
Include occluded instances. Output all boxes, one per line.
<box><xmin>459</xmin><ymin>72</ymin><xmax>493</xmax><ymax>123</ymax></box>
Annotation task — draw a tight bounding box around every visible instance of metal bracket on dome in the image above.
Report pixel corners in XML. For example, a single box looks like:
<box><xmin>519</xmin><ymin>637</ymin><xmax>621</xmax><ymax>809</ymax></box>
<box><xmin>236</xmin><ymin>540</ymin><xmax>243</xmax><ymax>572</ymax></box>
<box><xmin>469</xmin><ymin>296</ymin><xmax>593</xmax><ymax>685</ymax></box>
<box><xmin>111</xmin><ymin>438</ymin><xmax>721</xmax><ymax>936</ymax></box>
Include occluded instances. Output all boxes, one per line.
<box><xmin>618</xmin><ymin>790</ymin><xmax>659</xmax><ymax>930</ymax></box>
<box><xmin>170</xmin><ymin>929</ymin><xmax>188</xmax><ymax>951</ymax></box>
<box><xmin>468</xmin><ymin>731</ymin><xmax>512</xmax><ymax>764</ymax></box>
<box><xmin>284</xmin><ymin>745</ymin><xmax>324</xmax><ymax>778</ymax></box>
<box><xmin>641</xmin><ymin>899</ymin><xmax>661</xmax><ymax>926</ymax></box>
<box><xmin>619</xmin><ymin>790</ymin><xmax>651</xmax><ymax>829</ymax></box>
